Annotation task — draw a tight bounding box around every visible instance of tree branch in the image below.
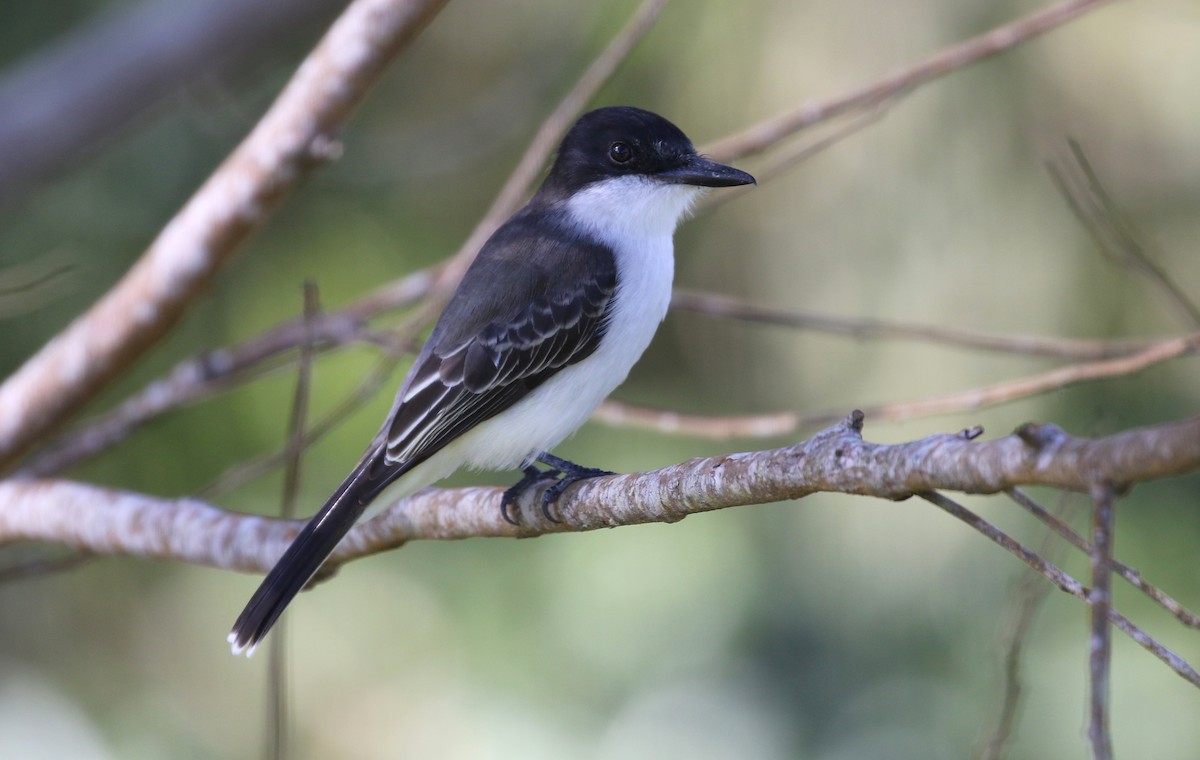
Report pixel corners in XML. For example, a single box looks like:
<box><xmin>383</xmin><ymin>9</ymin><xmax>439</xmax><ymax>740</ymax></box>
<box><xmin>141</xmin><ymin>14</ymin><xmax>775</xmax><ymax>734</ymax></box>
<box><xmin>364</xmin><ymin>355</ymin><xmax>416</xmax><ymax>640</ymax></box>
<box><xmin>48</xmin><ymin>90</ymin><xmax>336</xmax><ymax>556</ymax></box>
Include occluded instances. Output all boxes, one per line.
<box><xmin>4</xmin><ymin>412</ymin><xmax>1197</xmax><ymax>569</ymax></box>
<box><xmin>0</xmin><ymin>0</ymin><xmax>449</xmax><ymax>471</ymax></box>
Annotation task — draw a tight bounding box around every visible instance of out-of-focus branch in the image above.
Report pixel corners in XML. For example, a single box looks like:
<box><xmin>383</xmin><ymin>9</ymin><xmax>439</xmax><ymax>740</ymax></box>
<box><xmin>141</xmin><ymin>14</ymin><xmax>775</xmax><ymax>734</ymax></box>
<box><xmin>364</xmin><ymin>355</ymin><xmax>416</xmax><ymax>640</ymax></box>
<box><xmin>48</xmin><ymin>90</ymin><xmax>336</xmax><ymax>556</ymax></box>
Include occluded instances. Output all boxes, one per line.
<box><xmin>595</xmin><ymin>330</ymin><xmax>1200</xmax><ymax>439</ymax></box>
<box><xmin>976</xmin><ymin>493</ymin><xmax>1078</xmax><ymax>760</ymax></box>
<box><xmin>0</xmin><ymin>0</ymin><xmax>346</xmax><ymax>209</ymax></box>
<box><xmin>672</xmin><ymin>289</ymin><xmax>1158</xmax><ymax>360</ymax></box>
<box><xmin>863</xmin><ymin>332</ymin><xmax>1199</xmax><ymax>420</ymax></box>
<box><xmin>1048</xmin><ymin>140</ymin><xmax>1200</xmax><ymax>329</ymax></box>
<box><xmin>0</xmin><ymin>0</ymin><xmax>449</xmax><ymax>472</ymax></box>
<box><xmin>16</xmin><ymin>266</ymin><xmax>437</xmax><ymax>479</ymax></box>
<box><xmin>702</xmin><ymin>0</ymin><xmax>1114</xmax><ymax>162</ymax></box>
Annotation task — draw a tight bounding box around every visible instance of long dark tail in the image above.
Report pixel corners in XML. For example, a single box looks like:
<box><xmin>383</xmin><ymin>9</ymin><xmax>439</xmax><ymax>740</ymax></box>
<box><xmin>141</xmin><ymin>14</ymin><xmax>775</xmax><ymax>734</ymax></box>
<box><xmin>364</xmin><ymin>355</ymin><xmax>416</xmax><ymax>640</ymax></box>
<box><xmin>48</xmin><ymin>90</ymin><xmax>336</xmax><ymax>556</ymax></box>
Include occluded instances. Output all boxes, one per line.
<box><xmin>227</xmin><ymin>453</ymin><xmax>406</xmax><ymax>656</ymax></box>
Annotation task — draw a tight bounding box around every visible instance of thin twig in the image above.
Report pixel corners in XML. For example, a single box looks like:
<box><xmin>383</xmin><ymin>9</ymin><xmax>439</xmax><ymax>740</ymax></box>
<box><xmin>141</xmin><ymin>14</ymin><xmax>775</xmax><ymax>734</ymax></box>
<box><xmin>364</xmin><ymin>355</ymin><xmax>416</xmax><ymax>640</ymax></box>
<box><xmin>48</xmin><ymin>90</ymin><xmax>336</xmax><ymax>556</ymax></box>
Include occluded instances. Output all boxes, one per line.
<box><xmin>672</xmin><ymin>289</ymin><xmax>1158</xmax><ymax>360</ymax></box>
<box><xmin>920</xmin><ymin>491</ymin><xmax>1200</xmax><ymax>690</ymax></box>
<box><xmin>196</xmin><ymin>328</ymin><xmax>415</xmax><ymax>501</ymax></box>
<box><xmin>0</xmin><ymin>258</ymin><xmax>75</xmax><ymax>299</ymax></box>
<box><xmin>860</xmin><ymin>332</ymin><xmax>1199</xmax><ymax>420</ymax></box>
<box><xmin>1008</xmin><ymin>488</ymin><xmax>1200</xmax><ymax>630</ymax></box>
<box><xmin>703</xmin><ymin>0</ymin><xmax>1114</xmax><ymax>161</ymax></box>
<box><xmin>593</xmin><ymin>401</ymin><xmax>803</xmax><ymax>440</ymax></box>
<box><xmin>596</xmin><ymin>331</ymin><xmax>1200</xmax><ymax>439</ymax></box>
<box><xmin>696</xmin><ymin>104</ymin><xmax>891</xmax><ymax>213</ymax></box>
<box><xmin>16</xmin><ymin>266</ymin><xmax>436</xmax><ymax>479</ymax></box>
<box><xmin>1048</xmin><ymin>139</ymin><xmax>1200</xmax><ymax>329</ymax></box>
<box><xmin>1088</xmin><ymin>485</ymin><xmax>1115</xmax><ymax>760</ymax></box>
<box><xmin>976</xmin><ymin>492</ymin><xmax>1079</xmax><ymax>760</ymax></box>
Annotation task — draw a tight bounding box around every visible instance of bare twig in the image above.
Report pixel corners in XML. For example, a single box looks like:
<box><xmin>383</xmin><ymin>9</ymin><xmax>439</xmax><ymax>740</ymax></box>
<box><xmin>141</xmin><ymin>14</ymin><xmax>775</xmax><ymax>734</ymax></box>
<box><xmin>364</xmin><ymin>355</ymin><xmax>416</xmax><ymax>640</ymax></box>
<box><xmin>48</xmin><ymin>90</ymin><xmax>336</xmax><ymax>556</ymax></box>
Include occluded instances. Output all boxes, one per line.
<box><xmin>1049</xmin><ymin>140</ymin><xmax>1200</xmax><ymax>329</ymax></box>
<box><xmin>1008</xmin><ymin>488</ymin><xmax>1200</xmax><ymax>630</ymax></box>
<box><xmin>1088</xmin><ymin>485</ymin><xmax>1115</xmax><ymax>760</ymax></box>
<box><xmin>703</xmin><ymin>0</ymin><xmax>1115</xmax><ymax>161</ymax></box>
<box><xmin>696</xmin><ymin>104</ymin><xmax>891</xmax><ymax>213</ymax></box>
<box><xmin>861</xmin><ymin>332</ymin><xmax>1200</xmax><ymax>420</ymax></box>
<box><xmin>14</xmin><ymin>203</ymin><xmax>440</xmax><ymax>480</ymax></box>
<box><xmin>594</xmin><ymin>402</ymin><xmax>803</xmax><ymax>440</ymax></box>
<box><xmin>596</xmin><ymin>331</ymin><xmax>1200</xmax><ymax>439</ymax></box>
<box><xmin>0</xmin><ymin>0</ymin><xmax>449</xmax><ymax>471</ymax></box>
<box><xmin>921</xmin><ymin>491</ymin><xmax>1200</xmax><ymax>690</ymax></box>
<box><xmin>0</xmin><ymin>257</ymin><xmax>75</xmax><ymax>300</ymax></box>
<box><xmin>976</xmin><ymin>493</ymin><xmax>1078</xmax><ymax>760</ymax></box>
<box><xmin>196</xmin><ymin>334</ymin><xmax>414</xmax><ymax>501</ymax></box>
<box><xmin>672</xmin><ymin>289</ymin><xmax>1158</xmax><ymax>360</ymax></box>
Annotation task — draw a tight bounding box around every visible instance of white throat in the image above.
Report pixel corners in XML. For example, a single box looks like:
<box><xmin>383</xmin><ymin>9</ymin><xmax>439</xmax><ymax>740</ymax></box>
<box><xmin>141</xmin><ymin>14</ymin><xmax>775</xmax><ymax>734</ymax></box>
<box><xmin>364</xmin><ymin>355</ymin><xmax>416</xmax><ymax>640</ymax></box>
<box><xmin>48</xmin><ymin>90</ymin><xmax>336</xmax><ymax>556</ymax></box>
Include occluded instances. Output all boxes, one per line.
<box><xmin>564</xmin><ymin>175</ymin><xmax>703</xmax><ymax>243</ymax></box>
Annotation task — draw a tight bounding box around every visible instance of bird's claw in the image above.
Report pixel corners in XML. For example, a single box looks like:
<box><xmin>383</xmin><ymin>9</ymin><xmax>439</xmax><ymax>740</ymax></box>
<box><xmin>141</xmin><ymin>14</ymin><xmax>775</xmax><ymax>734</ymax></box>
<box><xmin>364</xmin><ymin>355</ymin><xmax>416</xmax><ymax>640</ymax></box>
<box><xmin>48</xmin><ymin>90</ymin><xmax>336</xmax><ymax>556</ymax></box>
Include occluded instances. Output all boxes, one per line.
<box><xmin>500</xmin><ymin>455</ymin><xmax>614</xmax><ymax>524</ymax></box>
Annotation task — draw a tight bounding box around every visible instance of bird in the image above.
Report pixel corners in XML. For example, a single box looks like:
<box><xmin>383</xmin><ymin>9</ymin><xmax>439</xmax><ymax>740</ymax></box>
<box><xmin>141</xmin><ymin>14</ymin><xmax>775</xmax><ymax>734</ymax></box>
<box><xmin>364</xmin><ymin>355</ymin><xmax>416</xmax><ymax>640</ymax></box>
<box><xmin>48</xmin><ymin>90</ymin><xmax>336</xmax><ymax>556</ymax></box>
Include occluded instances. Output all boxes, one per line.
<box><xmin>228</xmin><ymin>105</ymin><xmax>754</xmax><ymax>656</ymax></box>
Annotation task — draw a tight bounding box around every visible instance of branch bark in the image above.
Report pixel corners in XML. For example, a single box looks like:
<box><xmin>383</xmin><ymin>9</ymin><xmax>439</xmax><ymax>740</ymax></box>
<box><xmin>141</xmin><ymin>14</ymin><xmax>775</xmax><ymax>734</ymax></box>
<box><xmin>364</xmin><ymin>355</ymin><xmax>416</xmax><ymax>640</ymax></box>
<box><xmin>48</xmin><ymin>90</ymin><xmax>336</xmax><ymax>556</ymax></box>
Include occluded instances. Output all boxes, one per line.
<box><xmin>4</xmin><ymin>412</ymin><xmax>1197</xmax><ymax>572</ymax></box>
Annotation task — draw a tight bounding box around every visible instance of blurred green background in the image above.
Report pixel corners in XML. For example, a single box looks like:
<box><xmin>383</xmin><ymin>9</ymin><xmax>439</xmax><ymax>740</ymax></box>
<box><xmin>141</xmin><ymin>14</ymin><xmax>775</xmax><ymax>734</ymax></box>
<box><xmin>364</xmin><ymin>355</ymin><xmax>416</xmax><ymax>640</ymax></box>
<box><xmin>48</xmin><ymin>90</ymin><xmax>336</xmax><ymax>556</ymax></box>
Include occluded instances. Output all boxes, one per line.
<box><xmin>1</xmin><ymin>0</ymin><xmax>1198</xmax><ymax>758</ymax></box>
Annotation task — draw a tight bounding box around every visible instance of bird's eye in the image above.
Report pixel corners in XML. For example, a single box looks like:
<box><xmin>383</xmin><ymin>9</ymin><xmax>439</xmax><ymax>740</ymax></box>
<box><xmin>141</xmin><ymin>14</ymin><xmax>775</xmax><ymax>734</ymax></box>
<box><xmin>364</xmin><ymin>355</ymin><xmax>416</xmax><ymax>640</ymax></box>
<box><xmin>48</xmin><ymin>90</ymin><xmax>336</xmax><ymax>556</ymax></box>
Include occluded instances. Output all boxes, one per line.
<box><xmin>608</xmin><ymin>141</ymin><xmax>633</xmax><ymax>164</ymax></box>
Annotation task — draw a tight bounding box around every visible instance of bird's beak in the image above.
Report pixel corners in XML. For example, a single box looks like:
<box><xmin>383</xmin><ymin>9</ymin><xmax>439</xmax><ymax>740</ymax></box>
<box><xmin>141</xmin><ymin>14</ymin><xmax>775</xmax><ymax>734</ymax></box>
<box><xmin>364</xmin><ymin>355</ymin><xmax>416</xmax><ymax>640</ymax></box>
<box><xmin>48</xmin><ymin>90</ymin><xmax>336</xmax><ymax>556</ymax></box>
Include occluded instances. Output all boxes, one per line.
<box><xmin>661</xmin><ymin>154</ymin><xmax>756</xmax><ymax>188</ymax></box>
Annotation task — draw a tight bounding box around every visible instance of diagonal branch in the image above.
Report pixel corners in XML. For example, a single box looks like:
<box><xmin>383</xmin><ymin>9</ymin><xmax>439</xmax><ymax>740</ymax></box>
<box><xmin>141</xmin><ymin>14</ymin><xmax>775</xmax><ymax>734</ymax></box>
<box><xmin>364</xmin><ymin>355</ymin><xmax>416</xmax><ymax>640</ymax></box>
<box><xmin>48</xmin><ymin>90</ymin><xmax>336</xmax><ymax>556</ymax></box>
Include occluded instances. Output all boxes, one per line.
<box><xmin>1007</xmin><ymin>488</ymin><xmax>1200</xmax><ymax>630</ymax></box>
<box><xmin>702</xmin><ymin>0</ymin><xmax>1115</xmax><ymax>161</ymax></box>
<box><xmin>0</xmin><ymin>0</ymin><xmax>449</xmax><ymax>471</ymax></box>
<box><xmin>922</xmin><ymin>490</ymin><xmax>1200</xmax><ymax>690</ymax></box>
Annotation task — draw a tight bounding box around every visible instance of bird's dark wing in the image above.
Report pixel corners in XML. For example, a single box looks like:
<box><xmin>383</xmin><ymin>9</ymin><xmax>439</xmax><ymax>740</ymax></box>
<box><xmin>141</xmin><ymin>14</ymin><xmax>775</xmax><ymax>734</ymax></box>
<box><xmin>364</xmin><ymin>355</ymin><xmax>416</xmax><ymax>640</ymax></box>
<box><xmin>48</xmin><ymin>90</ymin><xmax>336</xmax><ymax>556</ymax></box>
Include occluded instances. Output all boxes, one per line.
<box><xmin>229</xmin><ymin>211</ymin><xmax>616</xmax><ymax>654</ymax></box>
<box><xmin>384</xmin><ymin>263</ymin><xmax>615</xmax><ymax>466</ymax></box>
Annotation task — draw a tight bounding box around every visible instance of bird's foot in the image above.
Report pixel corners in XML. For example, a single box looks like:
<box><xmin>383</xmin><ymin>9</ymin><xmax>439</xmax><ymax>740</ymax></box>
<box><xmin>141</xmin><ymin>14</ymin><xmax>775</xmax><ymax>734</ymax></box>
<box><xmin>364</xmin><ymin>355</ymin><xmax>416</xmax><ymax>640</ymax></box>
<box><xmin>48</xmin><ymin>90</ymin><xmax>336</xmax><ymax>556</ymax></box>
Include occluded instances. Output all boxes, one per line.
<box><xmin>500</xmin><ymin>464</ymin><xmax>561</xmax><ymax>525</ymax></box>
<box><xmin>534</xmin><ymin>453</ymin><xmax>614</xmax><ymax>522</ymax></box>
<box><xmin>499</xmin><ymin>454</ymin><xmax>614</xmax><ymax>524</ymax></box>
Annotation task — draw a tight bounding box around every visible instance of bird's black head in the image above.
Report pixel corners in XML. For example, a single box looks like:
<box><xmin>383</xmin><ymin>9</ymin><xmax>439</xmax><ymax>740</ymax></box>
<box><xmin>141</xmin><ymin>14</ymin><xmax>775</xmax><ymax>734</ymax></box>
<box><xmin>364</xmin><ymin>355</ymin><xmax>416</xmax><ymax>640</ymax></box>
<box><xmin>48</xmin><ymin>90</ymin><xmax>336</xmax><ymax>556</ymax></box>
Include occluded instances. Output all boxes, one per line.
<box><xmin>539</xmin><ymin>106</ymin><xmax>755</xmax><ymax>200</ymax></box>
